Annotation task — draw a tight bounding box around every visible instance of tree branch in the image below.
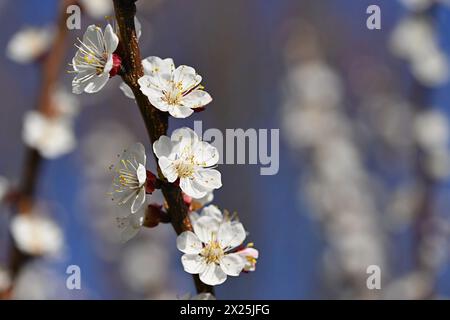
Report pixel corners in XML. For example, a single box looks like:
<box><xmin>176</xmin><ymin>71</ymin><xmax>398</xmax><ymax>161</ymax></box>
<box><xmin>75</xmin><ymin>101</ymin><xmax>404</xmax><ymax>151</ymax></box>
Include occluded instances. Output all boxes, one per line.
<box><xmin>112</xmin><ymin>0</ymin><xmax>214</xmax><ymax>294</ymax></box>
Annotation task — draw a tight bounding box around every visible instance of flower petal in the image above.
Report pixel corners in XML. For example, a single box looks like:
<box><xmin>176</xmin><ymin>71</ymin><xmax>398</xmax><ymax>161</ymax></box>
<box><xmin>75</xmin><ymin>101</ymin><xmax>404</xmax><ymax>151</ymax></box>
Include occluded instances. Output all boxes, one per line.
<box><xmin>82</xmin><ymin>25</ymin><xmax>104</xmax><ymax>52</ymax></box>
<box><xmin>182</xmin><ymin>90</ymin><xmax>212</xmax><ymax>109</ymax></box>
<box><xmin>177</xmin><ymin>231</ymin><xmax>202</xmax><ymax>254</ymax></box>
<box><xmin>126</xmin><ymin>142</ymin><xmax>146</xmax><ymax>166</ymax></box>
<box><xmin>119</xmin><ymin>82</ymin><xmax>135</xmax><ymax>99</ymax></box>
<box><xmin>159</xmin><ymin>157</ymin><xmax>178</xmax><ymax>182</ymax></box>
<box><xmin>142</xmin><ymin>56</ymin><xmax>174</xmax><ymax>79</ymax></box>
<box><xmin>180</xmin><ymin>177</ymin><xmax>207</xmax><ymax>199</ymax></box>
<box><xmin>193</xmin><ymin>142</ymin><xmax>219</xmax><ymax>167</ymax></box>
<box><xmin>171</xmin><ymin>127</ymin><xmax>199</xmax><ymax>150</ymax></box>
<box><xmin>131</xmin><ymin>187</ymin><xmax>146</xmax><ymax>214</ymax></box>
<box><xmin>104</xmin><ymin>24</ymin><xmax>119</xmax><ymax>54</ymax></box>
<box><xmin>82</xmin><ymin>71</ymin><xmax>110</xmax><ymax>93</ymax></box>
<box><xmin>201</xmin><ymin>205</ymin><xmax>223</xmax><ymax>222</ymax></box>
<box><xmin>168</xmin><ymin>105</ymin><xmax>194</xmax><ymax>119</ymax></box>
<box><xmin>218</xmin><ymin>221</ymin><xmax>246</xmax><ymax>249</ymax></box>
<box><xmin>153</xmin><ymin>135</ymin><xmax>174</xmax><ymax>159</ymax></box>
<box><xmin>173</xmin><ymin>65</ymin><xmax>202</xmax><ymax>92</ymax></box>
<box><xmin>192</xmin><ymin>216</ymin><xmax>220</xmax><ymax>244</ymax></box>
<box><xmin>192</xmin><ymin>169</ymin><xmax>222</xmax><ymax>191</ymax></box>
<box><xmin>199</xmin><ymin>263</ymin><xmax>227</xmax><ymax>286</ymax></box>
<box><xmin>220</xmin><ymin>253</ymin><xmax>246</xmax><ymax>276</ymax></box>
<box><xmin>181</xmin><ymin>254</ymin><xmax>207</xmax><ymax>274</ymax></box>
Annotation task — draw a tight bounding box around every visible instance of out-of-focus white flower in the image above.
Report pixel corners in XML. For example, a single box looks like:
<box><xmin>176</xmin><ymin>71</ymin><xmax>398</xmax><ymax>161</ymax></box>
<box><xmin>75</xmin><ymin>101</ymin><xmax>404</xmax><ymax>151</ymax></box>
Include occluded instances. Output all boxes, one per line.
<box><xmin>110</xmin><ymin>142</ymin><xmax>147</xmax><ymax>213</ymax></box>
<box><xmin>116</xmin><ymin>207</ymin><xmax>145</xmax><ymax>243</ymax></box>
<box><xmin>6</xmin><ymin>26</ymin><xmax>54</xmax><ymax>64</ymax></box>
<box><xmin>410</xmin><ymin>50</ymin><xmax>449</xmax><ymax>87</ymax></box>
<box><xmin>138</xmin><ymin>57</ymin><xmax>212</xmax><ymax>118</ymax></box>
<box><xmin>389</xmin><ymin>16</ymin><xmax>449</xmax><ymax>86</ymax></box>
<box><xmin>0</xmin><ymin>267</ymin><xmax>11</xmax><ymax>292</ymax></box>
<box><xmin>10</xmin><ymin>214</ymin><xmax>63</xmax><ymax>256</ymax></box>
<box><xmin>120</xmin><ymin>241</ymin><xmax>169</xmax><ymax>293</ymax></box>
<box><xmin>22</xmin><ymin>111</ymin><xmax>76</xmax><ymax>159</ymax></box>
<box><xmin>288</xmin><ymin>62</ymin><xmax>343</xmax><ymax>108</ymax></box>
<box><xmin>399</xmin><ymin>0</ymin><xmax>433</xmax><ymax>11</ymax></box>
<box><xmin>179</xmin><ymin>292</ymin><xmax>216</xmax><ymax>300</ymax></box>
<box><xmin>0</xmin><ymin>176</ymin><xmax>9</xmax><ymax>202</ymax></box>
<box><xmin>414</xmin><ymin>110</ymin><xmax>449</xmax><ymax>151</ymax></box>
<box><xmin>153</xmin><ymin>128</ymin><xmax>221</xmax><ymax>198</ymax></box>
<box><xmin>177</xmin><ymin>215</ymin><xmax>247</xmax><ymax>286</ymax></box>
<box><xmin>52</xmin><ymin>88</ymin><xmax>80</xmax><ymax>119</ymax></box>
<box><xmin>389</xmin><ymin>17</ymin><xmax>435</xmax><ymax>61</ymax></box>
<box><xmin>71</xmin><ymin>24</ymin><xmax>119</xmax><ymax>94</ymax></box>
<box><xmin>80</xmin><ymin>0</ymin><xmax>113</xmax><ymax>19</ymax></box>
<box><xmin>237</xmin><ymin>245</ymin><xmax>259</xmax><ymax>272</ymax></box>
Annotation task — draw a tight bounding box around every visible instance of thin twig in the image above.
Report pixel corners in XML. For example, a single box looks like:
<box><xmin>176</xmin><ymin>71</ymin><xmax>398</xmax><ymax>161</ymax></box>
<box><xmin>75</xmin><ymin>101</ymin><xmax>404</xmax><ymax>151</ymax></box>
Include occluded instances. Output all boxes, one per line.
<box><xmin>2</xmin><ymin>0</ymin><xmax>78</xmax><ymax>297</ymax></box>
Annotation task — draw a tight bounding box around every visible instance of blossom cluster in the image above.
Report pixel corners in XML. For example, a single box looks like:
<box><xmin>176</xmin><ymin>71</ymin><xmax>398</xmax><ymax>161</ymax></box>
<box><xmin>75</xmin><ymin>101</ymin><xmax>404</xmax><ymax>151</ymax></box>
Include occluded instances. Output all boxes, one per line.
<box><xmin>69</xmin><ymin>20</ymin><xmax>258</xmax><ymax>290</ymax></box>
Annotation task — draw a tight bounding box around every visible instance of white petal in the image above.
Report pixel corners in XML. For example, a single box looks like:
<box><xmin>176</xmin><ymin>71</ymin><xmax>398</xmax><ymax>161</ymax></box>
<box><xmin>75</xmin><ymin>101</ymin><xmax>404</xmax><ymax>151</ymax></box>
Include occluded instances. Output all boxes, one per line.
<box><xmin>201</xmin><ymin>205</ymin><xmax>223</xmax><ymax>222</ymax></box>
<box><xmin>193</xmin><ymin>169</ymin><xmax>222</xmax><ymax>190</ymax></box>
<box><xmin>180</xmin><ymin>178</ymin><xmax>207</xmax><ymax>199</ymax></box>
<box><xmin>82</xmin><ymin>25</ymin><xmax>103</xmax><ymax>51</ymax></box>
<box><xmin>181</xmin><ymin>254</ymin><xmax>207</xmax><ymax>274</ymax></box>
<box><xmin>134</xmin><ymin>17</ymin><xmax>142</xmax><ymax>40</ymax></box>
<box><xmin>177</xmin><ymin>231</ymin><xmax>202</xmax><ymax>254</ymax></box>
<box><xmin>171</xmin><ymin>127</ymin><xmax>199</xmax><ymax>150</ymax></box>
<box><xmin>168</xmin><ymin>105</ymin><xmax>194</xmax><ymax>119</ymax></box>
<box><xmin>131</xmin><ymin>187</ymin><xmax>146</xmax><ymax>213</ymax></box>
<box><xmin>199</xmin><ymin>263</ymin><xmax>227</xmax><ymax>286</ymax></box>
<box><xmin>142</xmin><ymin>56</ymin><xmax>174</xmax><ymax>78</ymax></box>
<box><xmin>117</xmin><ymin>210</ymin><xmax>144</xmax><ymax>243</ymax></box>
<box><xmin>119</xmin><ymin>82</ymin><xmax>135</xmax><ymax>99</ymax></box>
<box><xmin>189</xmin><ymin>211</ymin><xmax>201</xmax><ymax>226</ymax></box>
<box><xmin>218</xmin><ymin>221</ymin><xmax>246</xmax><ymax>249</ymax></box>
<box><xmin>104</xmin><ymin>24</ymin><xmax>119</xmax><ymax>54</ymax></box>
<box><xmin>193</xmin><ymin>142</ymin><xmax>219</xmax><ymax>167</ymax></box>
<box><xmin>158</xmin><ymin>157</ymin><xmax>178</xmax><ymax>182</ymax></box>
<box><xmin>153</xmin><ymin>135</ymin><xmax>174</xmax><ymax>158</ymax></box>
<box><xmin>173</xmin><ymin>65</ymin><xmax>201</xmax><ymax>91</ymax></box>
<box><xmin>126</xmin><ymin>142</ymin><xmax>146</xmax><ymax>166</ymax></box>
<box><xmin>220</xmin><ymin>253</ymin><xmax>246</xmax><ymax>276</ymax></box>
<box><xmin>83</xmin><ymin>71</ymin><xmax>110</xmax><ymax>93</ymax></box>
<box><xmin>182</xmin><ymin>90</ymin><xmax>212</xmax><ymax>109</ymax></box>
<box><xmin>192</xmin><ymin>216</ymin><xmax>220</xmax><ymax>244</ymax></box>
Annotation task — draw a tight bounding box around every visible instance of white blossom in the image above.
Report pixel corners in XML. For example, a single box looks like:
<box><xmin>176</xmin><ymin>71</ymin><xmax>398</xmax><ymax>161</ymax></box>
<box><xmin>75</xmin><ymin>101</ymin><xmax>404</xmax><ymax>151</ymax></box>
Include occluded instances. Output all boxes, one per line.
<box><xmin>52</xmin><ymin>87</ymin><xmax>81</xmax><ymax>119</ymax></box>
<box><xmin>10</xmin><ymin>214</ymin><xmax>63</xmax><ymax>256</ymax></box>
<box><xmin>80</xmin><ymin>0</ymin><xmax>113</xmax><ymax>19</ymax></box>
<box><xmin>110</xmin><ymin>142</ymin><xmax>148</xmax><ymax>214</ymax></box>
<box><xmin>153</xmin><ymin>128</ymin><xmax>221</xmax><ymax>198</ymax></box>
<box><xmin>138</xmin><ymin>57</ymin><xmax>212</xmax><ymax>118</ymax></box>
<box><xmin>22</xmin><ymin>111</ymin><xmax>76</xmax><ymax>159</ymax></box>
<box><xmin>414</xmin><ymin>110</ymin><xmax>449</xmax><ymax>152</ymax></box>
<box><xmin>177</xmin><ymin>215</ymin><xmax>247</xmax><ymax>286</ymax></box>
<box><xmin>6</xmin><ymin>26</ymin><xmax>54</xmax><ymax>64</ymax></box>
<box><xmin>71</xmin><ymin>24</ymin><xmax>119</xmax><ymax>94</ymax></box>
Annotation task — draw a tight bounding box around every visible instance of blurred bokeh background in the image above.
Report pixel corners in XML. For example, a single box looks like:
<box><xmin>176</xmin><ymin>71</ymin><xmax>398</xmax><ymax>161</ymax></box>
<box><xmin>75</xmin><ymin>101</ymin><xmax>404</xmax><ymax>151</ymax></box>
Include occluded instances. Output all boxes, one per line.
<box><xmin>1</xmin><ymin>0</ymin><xmax>450</xmax><ymax>299</ymax></box>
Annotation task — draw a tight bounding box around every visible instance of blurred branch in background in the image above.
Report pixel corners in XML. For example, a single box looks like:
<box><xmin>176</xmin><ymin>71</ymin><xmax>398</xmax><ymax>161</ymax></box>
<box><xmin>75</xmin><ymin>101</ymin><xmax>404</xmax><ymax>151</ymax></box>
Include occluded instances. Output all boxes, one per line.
<box><xmin>390</xmin><ymin>2</ymin><xmax>450</xmax><ymax>298</ymax></box>
<box><xmin>281</xmin><ymin>22</ymin><xmax>386</xmax><ymax>299</ymax></box>
<box><xmin>1</xmin><ymin>0</ymin><xmax>78</xmax><ymax>298</ymax></box>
